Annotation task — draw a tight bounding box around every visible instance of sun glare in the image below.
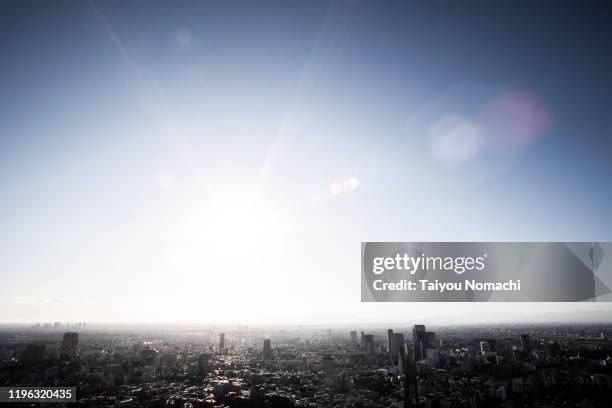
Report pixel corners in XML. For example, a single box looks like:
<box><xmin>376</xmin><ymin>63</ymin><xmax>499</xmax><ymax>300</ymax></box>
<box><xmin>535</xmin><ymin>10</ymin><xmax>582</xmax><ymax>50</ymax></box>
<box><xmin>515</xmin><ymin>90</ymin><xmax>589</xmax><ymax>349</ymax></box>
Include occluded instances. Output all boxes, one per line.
<box><xmin>164</xmin><ymin>192</ymin><xmax>289</xmax><ymax>307</ymax></box>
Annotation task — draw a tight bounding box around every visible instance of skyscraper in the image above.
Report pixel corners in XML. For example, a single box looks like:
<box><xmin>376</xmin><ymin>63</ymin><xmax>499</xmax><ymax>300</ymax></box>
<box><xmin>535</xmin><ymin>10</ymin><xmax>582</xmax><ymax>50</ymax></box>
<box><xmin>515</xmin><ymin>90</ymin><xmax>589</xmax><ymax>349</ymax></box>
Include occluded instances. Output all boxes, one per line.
<box><xmin>219</xmin><ymin>333</ymin><xmax>226</xmax><ymax>352</ymax></box>
<box><xmin>263</xmin><ymin>338</ymin><xmax>271</xmax><ymax>360</ymax></box>
<box><xmin>403</xmin><ymin>351</ymin><xmax>419</xmax><ymax>408</ymax></box>
<box><xmin>520</xmin><ymin>334</ymin><xmax>531</xmax><ymax>354</ymax></box>
<box><xmin>362</xmin><ymin>334</ymin><xmax>375</xmax><ymax>355</ymax></box>
<box><xmin>412</xmin><ymin>325</ymin><xmax>426</xmax><ymax>361</ymax></box>
<box><xmin>392</xmin><ymin>332</ymin><xmax>405</xmax><ymax>357</ymax></box>
<box><xmin>60</xmin><ymin>332</ymin><xmax>78</xmax><ymax>361</ymax></box>
<box><xmin>413</xmin><ymin>324</ymin><xmax>436</xmax><ymax>362</ymax></box>
<box><xmin>350</xmin><ymin>331</ymin><xmax>358</xmax><ymax>345</ymax></box>
<box><xmin>387</xmin><ymin>329</ymin><xmax>394</xmax><ymax>352</ymax></box>
<box><xmin>198</xmin><ymin>353</ymin><xmax>209</xmax><ymax>376</ymax></box>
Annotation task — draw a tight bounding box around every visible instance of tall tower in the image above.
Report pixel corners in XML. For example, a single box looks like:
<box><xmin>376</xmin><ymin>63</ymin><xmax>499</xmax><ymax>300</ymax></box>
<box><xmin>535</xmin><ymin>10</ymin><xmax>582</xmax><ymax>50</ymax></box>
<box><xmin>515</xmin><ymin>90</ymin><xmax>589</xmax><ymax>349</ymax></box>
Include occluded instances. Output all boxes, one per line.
<box><xmin>198</xmin><ymin>353</ymin><xmax>209</xmax><ymax>376</ymax></box>
<box><xmin>412</xmin><ymin>325</ymin><xmax>426</xmax><ymax>361</ymax></box>
<box><xmin>363</xmin><ymin>334</ymin><xmax>375</xmax><ymax>355</ymax></box>
<box><xmin>392</xmin><ymin>332</ymin><xmax>405</xmax><ymax>358</ymax></box>
<box><xmin>263</xmin><ymin>339</ymin><xmax>271</xmax><ymax>360</ymax></box>
<box><xmin>387</xmin><ymin>329</ymin><xmax>394</xmax><ymax>352</ymax></box>
<box><xmin>404</xmin><ymin>344</ymin><xmax>419</xmax><ymax>408</ymax></box>
<box><xmin>60</xmin><ymin>332</ymin><xmax>79</xmax><ymax>361</ymax></box>
<box><xmin>350</xmin><ymin>331</ymin><xmax>358</xmax><ymax>345</ymax></box>
<box><xmin>520</xmin><ymin>334</ymin><xmax>531</xmax><ymax>354</ymax></box>
<box><xmin>219</xmin><ymin>333</ymin><xmax>226</xmax><ymax>352</ymax></box>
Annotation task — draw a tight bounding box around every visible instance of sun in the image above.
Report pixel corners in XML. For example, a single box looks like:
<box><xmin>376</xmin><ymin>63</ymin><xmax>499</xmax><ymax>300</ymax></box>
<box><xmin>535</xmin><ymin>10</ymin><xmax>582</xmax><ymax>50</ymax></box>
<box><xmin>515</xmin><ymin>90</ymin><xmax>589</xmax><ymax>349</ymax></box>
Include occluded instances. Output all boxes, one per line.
<box><xmin>164</xmin><ymin>191</ymin><xmax>290</xmax><ymax>304</ymax></box>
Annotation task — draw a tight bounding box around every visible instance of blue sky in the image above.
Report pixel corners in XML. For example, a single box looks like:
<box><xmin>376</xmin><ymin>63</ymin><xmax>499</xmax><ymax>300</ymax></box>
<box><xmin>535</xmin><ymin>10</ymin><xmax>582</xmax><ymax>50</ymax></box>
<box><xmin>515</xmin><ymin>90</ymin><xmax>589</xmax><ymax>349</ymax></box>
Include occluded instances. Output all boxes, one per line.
<box><xmin>1</xmin><ymin>1</ymin><xmax>612</xmax><ymax>324</ymax></box>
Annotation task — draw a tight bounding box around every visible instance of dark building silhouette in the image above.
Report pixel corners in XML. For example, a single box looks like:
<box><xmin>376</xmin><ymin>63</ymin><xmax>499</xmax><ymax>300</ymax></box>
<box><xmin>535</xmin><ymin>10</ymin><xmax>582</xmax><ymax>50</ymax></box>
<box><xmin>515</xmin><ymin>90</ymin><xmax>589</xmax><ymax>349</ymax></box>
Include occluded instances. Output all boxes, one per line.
<box><xmin>219</xmin><ymin>333</ymin><xmax>225</xmax><ymax>352</ymax></box>
<box><xmin>198</xmin><ymin>353</ymin><xmax>209</xmax><ymax>376</ymax></box>
<box><xmin>392</xmin><ymin>332</ymin><xmax>405</xmax><ymax>359</ymax></box>
<box><xmin>350</xmin><ymin>331</ymin><xmax>358</xmax><ymax>345</ymax></box>
<box><xmin>404</xmin><ymin>346</ymin><xmax>419</xmax><ymax>408</ymax></box>
<box><xmin>412</xmin><ymin>325</ymin><xmax>425</xmax><ymax>360</ymax></box>
<box><xmin>387</xmin><ymin>329</ymin><xmax>394</xmax><ymax>352</ymax></box>
<box><xmin>60</xmin><ymin>332</ymin><xmax>78</xmax><ymax>361</ymax></box>
<box><xmin>412</xmin><ymin>324</ymin><xmax>436</xmax><ymax>361</ymax></box>
<box><xmin>263</xmin><ymin>339</ymin><xmax>271</xmax><ymax>359</ymax></box>
<box><xmin>362</xmin><ymin>334</ymin><xmax>375</xmax><ymax>355</ymax></box>
<box><xmin>520</xmin><ymin>334</ymin><xmax>531</xmax><ymax>354</ymax></box>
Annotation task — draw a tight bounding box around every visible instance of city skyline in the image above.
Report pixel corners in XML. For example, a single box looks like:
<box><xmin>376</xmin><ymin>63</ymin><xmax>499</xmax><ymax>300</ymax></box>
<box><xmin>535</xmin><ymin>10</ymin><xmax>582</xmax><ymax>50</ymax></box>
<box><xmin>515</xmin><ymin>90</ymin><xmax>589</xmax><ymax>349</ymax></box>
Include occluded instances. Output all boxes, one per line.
<box><xmin>2</xmin><ymin>322</ymin><xmax>610</xmax><ymax>406</ymax></box>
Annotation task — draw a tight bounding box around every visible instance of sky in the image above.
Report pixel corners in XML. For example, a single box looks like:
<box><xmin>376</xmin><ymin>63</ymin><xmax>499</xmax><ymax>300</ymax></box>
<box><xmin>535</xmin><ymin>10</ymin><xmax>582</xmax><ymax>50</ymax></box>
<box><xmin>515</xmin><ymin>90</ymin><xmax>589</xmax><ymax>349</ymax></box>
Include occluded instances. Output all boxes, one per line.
<box><xmin>1</xmin><ymin>0</ymin><xmax>612</xmax><ymax>325</ymax></box>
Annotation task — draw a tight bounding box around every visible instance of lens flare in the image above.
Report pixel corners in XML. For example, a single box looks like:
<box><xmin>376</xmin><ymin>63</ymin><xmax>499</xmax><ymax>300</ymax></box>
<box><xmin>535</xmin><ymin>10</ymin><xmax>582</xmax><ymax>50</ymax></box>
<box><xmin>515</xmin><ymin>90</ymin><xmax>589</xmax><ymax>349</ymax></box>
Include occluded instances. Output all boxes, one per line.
<box><xmin>480</xmin><ymin>89</ymin><xmax>553</xmax><ymax>150</ymax></box>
